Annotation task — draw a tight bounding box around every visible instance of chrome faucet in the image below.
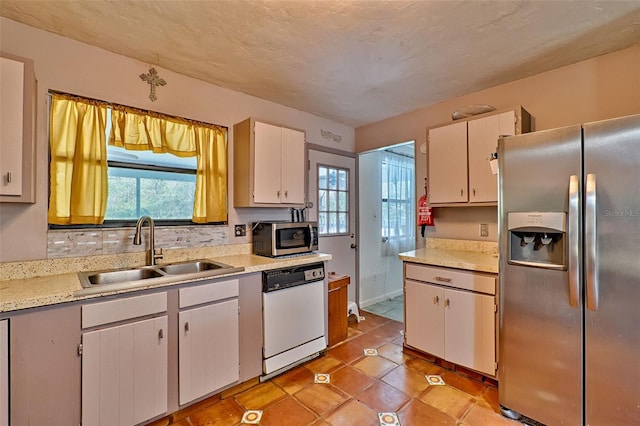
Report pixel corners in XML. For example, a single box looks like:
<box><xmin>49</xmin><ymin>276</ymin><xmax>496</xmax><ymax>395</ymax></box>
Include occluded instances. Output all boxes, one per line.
<box><xmin>133</xmin><ymin>215</ymin><xmax>163</xmax><ymax>266</ymax></box>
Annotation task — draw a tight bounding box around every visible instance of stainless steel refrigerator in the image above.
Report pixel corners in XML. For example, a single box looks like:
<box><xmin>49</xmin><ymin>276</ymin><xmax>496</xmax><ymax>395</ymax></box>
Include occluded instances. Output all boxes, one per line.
<box><xmin>497</xmin><ymin>113</ymin><xmax>640</xmax><ymax>425</ymax></box>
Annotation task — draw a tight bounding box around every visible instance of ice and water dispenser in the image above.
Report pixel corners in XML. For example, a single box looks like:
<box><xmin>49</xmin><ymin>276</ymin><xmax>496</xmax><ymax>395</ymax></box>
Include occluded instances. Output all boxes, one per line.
<box><xmin>507</xmin><ymin>212</ymin><xmax>566</xmax><ymax>269</ymax></box>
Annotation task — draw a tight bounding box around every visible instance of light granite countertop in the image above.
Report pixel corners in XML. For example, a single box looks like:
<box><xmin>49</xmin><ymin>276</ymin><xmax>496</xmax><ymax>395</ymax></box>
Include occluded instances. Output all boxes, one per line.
<box><xmin>0</xmin><ymin>251</ymin><xmax>331</xmax><ymax>313</ymax></box>
<box><xmin>399</xmin><ymin>238</ymin><xmax>499</xmax><ymax>274</ymax></box>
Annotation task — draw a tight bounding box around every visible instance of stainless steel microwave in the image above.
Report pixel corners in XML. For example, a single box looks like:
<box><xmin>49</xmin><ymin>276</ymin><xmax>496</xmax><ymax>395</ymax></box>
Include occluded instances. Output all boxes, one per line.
<box><xmin>252</xmin><ymin>221</ymin><xmax>318</xmax><ymax>257</ymax></box>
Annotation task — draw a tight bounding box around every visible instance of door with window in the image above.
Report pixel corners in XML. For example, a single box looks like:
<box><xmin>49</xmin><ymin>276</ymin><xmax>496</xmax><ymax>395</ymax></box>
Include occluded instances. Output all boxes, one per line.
<box><xmin>308</xmin><ymin>149</ymin><xmax>357</xmax><ymax>302</ymax></box>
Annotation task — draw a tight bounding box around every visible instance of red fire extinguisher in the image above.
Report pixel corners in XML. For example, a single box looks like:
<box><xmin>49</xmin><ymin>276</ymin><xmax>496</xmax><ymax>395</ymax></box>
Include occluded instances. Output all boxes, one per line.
<box><xmin>418</xmin><ymin>178</ymin><xmax>434</xmax><ymax>237</ymax></box>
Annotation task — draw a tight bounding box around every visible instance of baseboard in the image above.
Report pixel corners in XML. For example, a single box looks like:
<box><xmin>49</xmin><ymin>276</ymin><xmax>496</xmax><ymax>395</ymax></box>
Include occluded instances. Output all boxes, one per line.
<box><xmin>359</xmin><ymin>289</ymin><xmax>403</xmax><ymax>308</ymax></box>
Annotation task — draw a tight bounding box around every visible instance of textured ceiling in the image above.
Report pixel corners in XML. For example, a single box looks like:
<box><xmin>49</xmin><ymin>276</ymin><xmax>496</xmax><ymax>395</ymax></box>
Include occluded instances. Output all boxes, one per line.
<box><xmin>1</xmin><ymin>1</ymin><xmax>639</xmax><ymax>127</ymax></box>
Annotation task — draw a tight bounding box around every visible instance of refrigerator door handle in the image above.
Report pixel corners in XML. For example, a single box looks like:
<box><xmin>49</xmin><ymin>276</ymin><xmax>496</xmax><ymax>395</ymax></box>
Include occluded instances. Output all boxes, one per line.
<box><xmin>586</xmin><ymin>173</ymin><xmax>599</xmax><ymax>311</ymax></box>
<box><xmin>568</xmin><ymin>175</ymin><xmax>580</xmax><ymax>308</ymax></box>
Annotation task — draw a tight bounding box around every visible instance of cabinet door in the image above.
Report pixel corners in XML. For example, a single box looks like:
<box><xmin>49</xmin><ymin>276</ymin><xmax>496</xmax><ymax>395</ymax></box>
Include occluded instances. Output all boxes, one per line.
<box><xmin>253</xmin><ymin>121</ymin><xmax>282</xmax><ymax>203</ymax></box>
<box><xmin>82</xmin><ymin>316</ymin><xmax>168</xmax><ymax>426</ymax></box>
<box><xmin>428</xmin><ymin>121</ymin><xmax>468</xmax><ymax>203</ymax></box>
<box><xmin>444</xmin><ymin>288</ymin><xmax>495</xmax><ymax>376</ymax></box>
<box><xmin>404</xmin><ymin>280</ymin><xmax>445</xmax><ymax>358</ymax></box>
<box><xmin>0</xmin><ymin>57</ymin><xmax>24</xmax><ymax>196</ymax></box>
<box><xmin>468</xmin><ymin>111</ymin><xmax>515</xmax><ymax>202</ymax></box>
<box><xmin>178</xmin><ymin>299</ymin><xmax>239</xmax><ymax>405</ymax></box>
<box><xmin>0</xmin><ymin>320</ymin><xmax>7</xmax><ymax>426</ymax></box>
<box><xmin>281</xmin><ymin>127</ymin><xmax>306</xmax><ymax>204</ymax></box>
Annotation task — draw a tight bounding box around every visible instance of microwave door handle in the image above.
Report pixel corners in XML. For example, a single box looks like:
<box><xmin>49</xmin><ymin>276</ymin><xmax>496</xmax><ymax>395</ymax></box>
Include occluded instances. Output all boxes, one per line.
<box><xmin>308</xmin><ymin>223</ymin><xmax>314</xmax><ymax>250</ymax></box>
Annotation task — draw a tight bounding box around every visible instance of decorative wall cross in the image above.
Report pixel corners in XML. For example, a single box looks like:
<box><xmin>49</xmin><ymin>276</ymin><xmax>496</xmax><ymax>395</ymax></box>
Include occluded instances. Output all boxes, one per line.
<box><xmin>139</xmin><ymin>67</ymin><xmax>166</xmax><ymax>102</ymax></box>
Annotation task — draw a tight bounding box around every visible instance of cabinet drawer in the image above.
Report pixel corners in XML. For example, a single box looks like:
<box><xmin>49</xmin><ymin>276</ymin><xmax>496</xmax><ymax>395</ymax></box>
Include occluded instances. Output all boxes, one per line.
<box><xmin>179</xmin><ymin>279</ymin><xmax>239</xmax><ymax>308</ymax></box>
<box><xmin>82</xmin><ymin>292</ymin><xmax>167</xmax><ymax>329</ymax></box>
<box><xmin>405</xmin><ymin>263</ymin><xmax>495</xmax><ymax>295</ymax></box>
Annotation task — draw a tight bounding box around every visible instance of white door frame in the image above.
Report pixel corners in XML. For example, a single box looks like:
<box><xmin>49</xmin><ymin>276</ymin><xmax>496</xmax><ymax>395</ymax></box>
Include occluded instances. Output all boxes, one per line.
<box><xmin>307</xmin><ymin>143</ymin><xmax>359</xmax><ymax>305</ymax></box>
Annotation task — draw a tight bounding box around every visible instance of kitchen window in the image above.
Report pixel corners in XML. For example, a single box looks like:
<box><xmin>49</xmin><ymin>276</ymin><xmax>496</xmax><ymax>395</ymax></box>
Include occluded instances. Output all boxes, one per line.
<box><xmin>48</xmin><ymin>92</ymin><xmax>227</xmax><ymax>226</ymax></box>
<box><xmin>317</xmin><ymin>165</ymin><xmax>349</xmax><ymax>235</ymax></box>
<box><xmin>106</xmin><ymin>146</ymin><xmax>197</xmax><ymax>221</ymax></box>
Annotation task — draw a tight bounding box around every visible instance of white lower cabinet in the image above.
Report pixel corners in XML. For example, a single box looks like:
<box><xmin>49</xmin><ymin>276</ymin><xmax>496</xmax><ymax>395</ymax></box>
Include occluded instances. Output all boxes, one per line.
<box><xmin>82</xmin><ymin>293</ymin><xmax>168</xmax><ymax>426</ymax></box>
<box><xmin>178</xmin><ymin>279</ymin><xmax>239</xmax><ymax>405</ymax></box>
<box><xmin>404</xmin><ymin>263</ymin><xmax>497</xmax><ymax>376</ymax></box>
<box><xmin>0</xmin><ymin>320</ymin><xmax>7</xmax><ymax>426</ymax></box>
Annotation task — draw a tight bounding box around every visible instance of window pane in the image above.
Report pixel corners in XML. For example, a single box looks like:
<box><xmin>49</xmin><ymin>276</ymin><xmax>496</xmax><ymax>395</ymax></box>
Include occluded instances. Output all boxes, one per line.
<box><xmin>338</xmin><ymin>169</ymin><xmax>347</xmax><ymax>190</ymax></box>
<box><xmin>140</xmin><ymin>177</ymin><xmax>195</xmax><ymax>219</ymax></box>
<box><xmin>105</xmin><ymin>175</ymin><xmax>138</xmax><ymax>219</ymax></box>
<box><xmin>338</xmin><ymin>191</ymin><xmax>347</xmax><ymax>212</ymax></box>
<box><xmin>319</xmin><ymin>212</ymin><xmax>328</xmax><ymax>234</ymax></box>
<box><xmin>338</xmin><ymin>213</ymin><xmax>347</xmax><ymax>233</ymax></box>
<box><xmin>328</xmin><ymin>168</ymin><xmax>337</xmax><ymax>189</ymax></box>
<box><xmin>328</xmin><ymin>212</ymin><xmax>337</xmax><ymax>233</ymax></box>
<box><xmin>105</xmin><ymin>167</ymin><xmax>195</xmax><ymax>221</ymax></box>
<box><xmin>329</xmin><ymin>190</ymin><xmax>337</xmax><ymax>211</ymax></box>
<box><xmin>318</xmin><ymin>189</ymin><xmax>327</xmax><ymax>211</ymax></box>
<box><xmin>317</xmin><ymin>165</ymin><xmax>349</xmax><ymax>236</ymax></box>
<box><xmin>318</xmin><ymin>166</ymin><xmax>328</xmax><ymax>189</ymax></box>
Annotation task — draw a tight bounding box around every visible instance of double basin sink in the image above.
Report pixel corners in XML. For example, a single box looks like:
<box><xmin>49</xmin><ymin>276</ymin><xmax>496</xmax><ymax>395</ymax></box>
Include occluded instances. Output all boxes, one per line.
<box><xmin>78</xmin><ymin>259</ymin><xmax>245</xmax><ymax>290</ymax></box>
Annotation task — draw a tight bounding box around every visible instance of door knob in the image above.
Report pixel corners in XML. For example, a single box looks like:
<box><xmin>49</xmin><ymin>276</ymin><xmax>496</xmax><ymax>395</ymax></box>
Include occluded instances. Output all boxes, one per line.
<box><xmin>350</xmin><ymin>243</ymin><xmax>357</xmax><ymax>249</ymax></box>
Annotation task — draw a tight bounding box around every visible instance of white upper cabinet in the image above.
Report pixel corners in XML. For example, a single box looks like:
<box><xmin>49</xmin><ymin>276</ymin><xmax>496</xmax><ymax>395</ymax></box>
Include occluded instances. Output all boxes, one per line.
<box><xmin>468</xmin><ymin>111</ymin><xmax>516</xmax><ymax>202</ymax></box>
<box><xmin>428</xmin><ymin>121</ymin><xmax>468</xmax><ymax>203</ymax></box>
<box><xmin>234</xmin><ymin>118</ymin><xmax>306</xmax><ymax>207</ymax></box>
<box><xmin>428</xmin><ymin>107</ymin><xmax>530</xmax><ymax>206</ymax></box>
<box><xmin>0</xmin><ymin>53</ymin><xmax>36</xmax><ymax>203</ymax></box>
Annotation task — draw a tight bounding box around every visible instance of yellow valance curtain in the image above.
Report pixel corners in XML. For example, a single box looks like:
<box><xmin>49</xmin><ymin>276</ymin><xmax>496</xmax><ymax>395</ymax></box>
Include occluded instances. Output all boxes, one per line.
<box><xmin>48</xmin><ymin>93</ymin><xmax>109</xmax><ymax>225</ymax></box>
<box><xmin>110</xmin><ymin>107</ymin><xmax>228</xmax><ymax>223</ymax></box>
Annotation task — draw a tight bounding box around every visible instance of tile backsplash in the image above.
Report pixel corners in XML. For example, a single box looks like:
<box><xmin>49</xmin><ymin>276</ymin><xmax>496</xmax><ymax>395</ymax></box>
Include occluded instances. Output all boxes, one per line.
<box><xmin>47</xmin><ymin>225</ymin><xmax>229</xmax><ymax>259</ymax></box>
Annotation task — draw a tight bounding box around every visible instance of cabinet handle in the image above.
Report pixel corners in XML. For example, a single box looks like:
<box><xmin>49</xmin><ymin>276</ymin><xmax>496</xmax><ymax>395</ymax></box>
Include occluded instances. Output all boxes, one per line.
<box><xmin>433</xmin><ymin>295</ymin><xmax>440</xmax><ymax>305</ymax></box>
<box><xmin>284</xmin><ymin>190</ymin><xmax>288</xmax><ymax>198</ymax></box>
<box><xmin>473</xmin><ymin>188</ymin><xmax>476</xmax><ymax>196</ymax></box>
<box><xmin>434</xmin><ymin>276</ymin><xmax>452</xmax><ymax>283</ymax></box>
<box><xmin>158</xmin><ymin>329</ymin><xmax>164</xmax><ymax>339</ymax></box>
<box><xmin>460</xmin><ymin>188</ymin><xmax>464</xmax><ymax>197</ymax></box>
<box><xmin>445</xmin><ymin>298</ymin><xmax>451</xmax><ymax>308</ymax></box>
<box><xmin>6</xmin><ymin>172</ymin><xmax>11</xmax><ymax>183</ymax></box>
<box><xmin>185</xmin><ymin>322</ymin><xmax>190</xmax><ymax>332</ymax></box>
<box><xmin>277</xmin><ymin>190</ymin><xmax>280</xmax><ymax>198</ymax></box>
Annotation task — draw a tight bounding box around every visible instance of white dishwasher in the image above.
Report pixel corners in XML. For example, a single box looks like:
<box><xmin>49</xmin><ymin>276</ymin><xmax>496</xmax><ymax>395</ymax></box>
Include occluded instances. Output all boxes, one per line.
<box><xmin>262</xmin><ymin>263</ymin><xmax>326</xmax><ymax>379</ymax></box>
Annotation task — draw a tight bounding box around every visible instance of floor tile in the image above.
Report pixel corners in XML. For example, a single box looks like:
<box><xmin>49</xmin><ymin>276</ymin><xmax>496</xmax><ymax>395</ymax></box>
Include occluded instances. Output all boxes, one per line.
<box><xmin>377</xmin><ymin>342</ymin><xmax>410</xmax><ymax>365</ymax></box>
<box><xmin>364</xmin><ymin>303</ymin><xmax>395</xmax><ymax>315</ymax></box>
<box><xmin>164</xmin><ymin>311</ymin><xmax>515</xmax><ymax>426</ymax></box>
<box><xmin>328</xmin><ymin>340</ymin><xmax>367</xmax><ymax>364</ymax></box>
<box><xmin>304</xmin><ymin>355</ymin><xmax>344</xmax><ymax>374</ymax></box>
<box><xmin>350</xmin><ymin>332</ymin><xmax>390</xmax><ymax>351</ymax></box>
<box><xmin>370</xmin><ymin>322</ymin><xmax>404</xmax><ymax>341</ymax></box>
<box><xmin>294</xmin><ymin>383</ymin><xmax>349</xmax><ymax>416</ymax></box>
<box><xmin>272</xmin><ymin>365</ymin><xmax>316</xmax><ymax>395</ymax></box>
<box><xmin>385</xmin><ymin>309</ymin><xmax>404</xmax><ymax>322</ymax></box>
<box><xmin>380</xmin><ymin>365</ymin><xmax>430</xmax><ymax>398</ymax></box>
<box><xmin>355</xmin><ymin>381</ymin><xmax>410</xmax><ymax>413</ymax></box>
<box><xmin>324</xmin><ymin>399</ymin><xmax>379</xmax><ymax>426</ymax></box>
<box><xmin>188</xmin><ymin>397</ymin><xmax>245</xmax><ymax>426</ymax></box>
<box><xmin>404</xmin><ymin>356</ymin><xmax>444</xmax><ymax>376</ymax></box>
<box><xmin>477</xmin><ymin>385</ymin><xmax>501</xmax><ymax>413</ymax></box>
<box><xmin>260</xmin><ymin>397</ymin><xmax>317</xmax><ymax>426</ymax></box>
<box><xmin>330</xmin><ymin>365</ymin><xmax>376</xmax><ymax>396</ymax></box>
<box><xmin>235</xmin><ymin>381</ymin><xmax>287</xmax><ymax>410</ymax></box>
<box><xmin>460</xmin><ymin>403</ymin><xmax>520</xmax><ymax>425</ymax></box>
<box><xmin>350</xmin><ymin>313</ymin><xmax>389</xmax><ymax>332</ymax></box>
<box><xmin>440</xmin><ymin>370</ymin><xmax>486</xmax><ymax>397</ymax></box>
<box><xmin>419</xmin><ymin>385</ymin><xmax>475</xmax><ymax>419</ymax></box>
<box><xmin>353</xmin><ymin>355</ymin><xmax>398</xmax><ymax>378</ymax></box>
<box><xmin>397</xmin><ymin>398</ymin><xmax>457</xmax><ymax>425</ymax></box>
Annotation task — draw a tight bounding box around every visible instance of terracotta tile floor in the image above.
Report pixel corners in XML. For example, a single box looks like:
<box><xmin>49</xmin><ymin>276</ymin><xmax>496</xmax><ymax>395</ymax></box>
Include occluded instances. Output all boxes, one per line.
<box><xmin>160</xmin><ymin>312</ymin><xmax>521</xmax><ymax>425</ymax></box>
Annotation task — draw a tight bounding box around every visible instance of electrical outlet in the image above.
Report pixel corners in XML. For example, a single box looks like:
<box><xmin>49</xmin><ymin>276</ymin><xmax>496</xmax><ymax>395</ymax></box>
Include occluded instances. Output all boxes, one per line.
<box><xmin>234</xmin><ymin>224</ymin><xmax>246</xmax><ymax>237</ymax></box>
<box><xmin>480</xmin><ymin>223</ymin><xmax>489</xmax><ymax>237</ymax></box>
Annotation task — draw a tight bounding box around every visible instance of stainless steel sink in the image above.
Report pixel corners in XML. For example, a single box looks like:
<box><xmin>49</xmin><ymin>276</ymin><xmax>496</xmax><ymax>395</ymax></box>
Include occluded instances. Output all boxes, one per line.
<box><xmin>79</xmin><ymin>267</ymin><xmax>165</xmax><ymax>287</ymax></box>
<box><xmin>158</xmin><ymin>260</ymin><xmax>231</xmax><ymax>275</ymax></box>
<box><xmin>77</xmin><ymin>259</ymin><xmax>245</xmax><ymax>292</ymax></box>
